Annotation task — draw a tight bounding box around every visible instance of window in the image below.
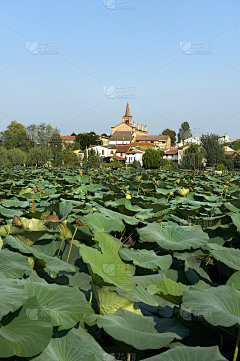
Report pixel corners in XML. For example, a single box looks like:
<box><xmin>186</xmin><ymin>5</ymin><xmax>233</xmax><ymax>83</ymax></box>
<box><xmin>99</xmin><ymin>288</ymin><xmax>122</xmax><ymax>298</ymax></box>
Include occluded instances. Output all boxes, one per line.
<box><xmin>102</xmin><ymin>150</ymin><xmax>104</xmax><ymax>155</ymax></box>
<box><xmin>79</xmin><ymin>154</ymin><xmax>83</xmax><ymax>158</ymax></box>
<box><xmin>111</xmin><ymin>151</ymin><xmax>113</xmax><ymax>154</ymax></box>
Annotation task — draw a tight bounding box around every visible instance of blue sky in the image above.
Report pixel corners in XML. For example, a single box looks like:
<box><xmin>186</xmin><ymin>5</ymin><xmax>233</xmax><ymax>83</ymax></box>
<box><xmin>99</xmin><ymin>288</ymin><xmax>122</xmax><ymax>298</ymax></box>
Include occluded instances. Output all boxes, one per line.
<box><xmin>0</xmin><ymin>0</ymin><xmax>239</xmax><ymax>140</ymax></box>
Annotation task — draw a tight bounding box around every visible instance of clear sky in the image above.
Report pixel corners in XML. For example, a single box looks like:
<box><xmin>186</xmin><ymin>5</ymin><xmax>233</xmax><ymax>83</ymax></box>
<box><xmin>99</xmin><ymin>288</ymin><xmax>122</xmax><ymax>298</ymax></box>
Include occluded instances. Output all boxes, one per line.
<box><xmin>0</xmin><ymin>0</ymin><xmax>239</xmax><ymax>140</ymax></box>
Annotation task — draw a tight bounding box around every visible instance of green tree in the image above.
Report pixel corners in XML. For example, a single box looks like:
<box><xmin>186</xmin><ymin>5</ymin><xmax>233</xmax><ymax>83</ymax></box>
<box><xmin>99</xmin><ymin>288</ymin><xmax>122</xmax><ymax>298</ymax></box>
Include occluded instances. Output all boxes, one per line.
<box><xmin>177</xmin><ymin>122</ymin><xmax>192</xmax><ymax>143</ymax></box>
<box><xmin>201</xmin><ymin>133</ymin><xmax>224</xmax><ymax>167</ymax></box>
<box><xmin>75</xmin><ymin>133</ymin><xmax>102</xmax><ymax>150</ymax></box>
<box><xmin>181</xmin><ymin>143</ymin><xmax>206</xmax><ymax>170</ymax></box>
<box><xmin>0</xmin><ymin>121</ymin><xmax>31</xmax><ymax>151</ymax></box>
<box><xmin>142</xmin><ymin>148</ymin><xmax>164</xmax><ymax>169</ymax></box>
<box><xmin>230</xmin><ymin>140</ymin><xmax>240</xmax><ymax>151</ymax></box>
<box><xmin>222</xmin><ymin>155</ymin><xmax>234</xmax><ymax>170</ymax></box>
<box><xmin>0</xmin><ymin>147</ymin><xmax>10</xmax><ymax>166</ymax></box>
<box><xmin>87</xmin><ymin>149</ymin><xmax>102</xmax><ymax>168</ymax></box>
<box><xmin>83</xmin><ymin>149</ymin><xmax>88</xmax><ymax>168</ymax></box>
<box><xmin>8</xmin><ymin>148</ymin><xmax>28</xmax><ymax>166</ymax></box>
<box><xmin>162</xmin><ymin>129</ymin><xmax>176</xmax><ymax>145</ymax></box>
<box><xmin>27</xmin><ymin>123</ymin><xmax>60</xmax><ymax>148</ymax></box>
<box><xmin>233</xmin><ymin>153</ymin><xmax>240</xmax><ymax>169</ymax></box>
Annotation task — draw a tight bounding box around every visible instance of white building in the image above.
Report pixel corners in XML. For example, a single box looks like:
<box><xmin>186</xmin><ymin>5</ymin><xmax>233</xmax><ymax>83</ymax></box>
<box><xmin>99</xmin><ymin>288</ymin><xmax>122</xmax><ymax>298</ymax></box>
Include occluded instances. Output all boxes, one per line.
<box><xmin>125</xmin><ymin>149</ymin><xmax>145</xmax><ymax>166</ymax></box>
<box><xmin>219</xmin><ymin>134</ymin><xmax>230</xmax><ymax>144</ymax></box>
<box><xmin>87</xmin><ymin>145</ymin><xmax>115</xmax><ymax>157</ymax></box>
<box><xmin>178</xmin><ymin>137</ymin><xmax>201</xmax><ymax>147</ymax></box>
<box><xmin>163</xmin><ymin>149</ymin><xmax>178</xmax><ymax>162</ymax></box>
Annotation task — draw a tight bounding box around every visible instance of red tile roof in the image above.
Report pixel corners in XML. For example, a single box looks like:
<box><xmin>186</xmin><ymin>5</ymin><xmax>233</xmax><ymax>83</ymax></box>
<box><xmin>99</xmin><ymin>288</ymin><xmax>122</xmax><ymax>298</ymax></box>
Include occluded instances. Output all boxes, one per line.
<box><xmin>61</xmin><ymin>136</ymin><xmax>76</xmax><ymax>141</ymax></box>
<box><xmin>164</xmin><ymin>149</ymin><xmax>178</xmax><ymax>155</ymax></box>
<box><xmin>130</xmin><ymin>142</ymin><xmax>155</xmax><ymax>146</ymax></box>
<box><xmin>104</xmin><ymin>155</ymin><xmax>125</xmax><ymax>160</ymax></box>
<box><xmin>126</xmin><ymin>150</ymin><xmax>143</xmax><ymax>154</ymax></box>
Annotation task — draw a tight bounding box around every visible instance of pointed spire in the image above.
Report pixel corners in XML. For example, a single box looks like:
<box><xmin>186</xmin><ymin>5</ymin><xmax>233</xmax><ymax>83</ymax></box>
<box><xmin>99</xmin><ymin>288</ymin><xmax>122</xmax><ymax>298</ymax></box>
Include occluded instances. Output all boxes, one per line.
<box><xmin>125</xmin><ymin>102</ymin><xmax>130</xmax><ymax>117</ymax></box>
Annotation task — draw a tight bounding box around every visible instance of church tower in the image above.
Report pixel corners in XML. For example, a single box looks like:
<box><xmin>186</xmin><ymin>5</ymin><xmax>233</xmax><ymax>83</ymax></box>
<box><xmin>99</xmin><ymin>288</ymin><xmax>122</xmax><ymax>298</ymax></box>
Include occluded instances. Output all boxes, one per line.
<box><xmin>122</xmin><ymin>102</ymin><xmax>132</xmax><ymax>125</ymax></box>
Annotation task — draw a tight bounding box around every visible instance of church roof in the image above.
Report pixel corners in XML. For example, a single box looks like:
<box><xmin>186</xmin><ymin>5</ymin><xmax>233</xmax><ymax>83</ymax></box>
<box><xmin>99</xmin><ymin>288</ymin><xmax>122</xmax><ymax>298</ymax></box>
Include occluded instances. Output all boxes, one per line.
<box><xmin>110</xmin><ymin>131</ymin><xmax>134</xmax><ymax>141</ymax></box>
<box><xmin>125</xmin><ymin>102</ymin><xmax>130</xmax><ymax>117</ymax></box>
<box><xmin>135</xmin><ymin>135</ymin><xmax>169</xmax><ymax>141</ymax></box>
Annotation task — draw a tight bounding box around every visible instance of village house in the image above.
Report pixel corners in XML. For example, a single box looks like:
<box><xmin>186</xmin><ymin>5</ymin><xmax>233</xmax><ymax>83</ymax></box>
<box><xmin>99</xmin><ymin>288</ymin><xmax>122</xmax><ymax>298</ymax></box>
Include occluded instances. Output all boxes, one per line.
<box><xmin>125</xmin><ymin>149</ymin><xmax>145</xmax><ymax>166</ymax></box>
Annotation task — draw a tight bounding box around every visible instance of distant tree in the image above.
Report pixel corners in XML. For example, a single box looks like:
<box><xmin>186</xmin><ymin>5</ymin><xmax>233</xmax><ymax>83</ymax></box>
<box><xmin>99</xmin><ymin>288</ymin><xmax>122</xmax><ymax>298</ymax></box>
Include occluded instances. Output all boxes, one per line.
<box><xmin>1</xmin><ymin>121</ymin><xmax>31</xmax><ymax>151</ymax></box>
<box><xmin>222</xmin><ymin>154</ymin><xmax>234</xmax><ymax>171</ymax></box>
<box><xmin>234</xmin><ymin>153</ymin><xmax>240</xmax><ymax>169</ymax></box>
<box><xmin>29</xmin><ymin>147</ymin><xmax>41</xmax><ymax>166</ymax></box>
<box><xmin>101</xmin><ymin>133</ymin><xmax>108</xmax><ymax>137</ymax></box>
<box><xmin>201</xmin><ymin>133</ymin><xmax>224</xmax><ymax>167</ymax></box>
<box><xmin>142</xmin><ymin>148</ymin><xmax>164</xmax><ymax>169</ymax></box>
<box><xmin>181</xmin><ymin>143</ymin><xmax>206</xmax><ymax>170</ymax></box>
<box><xmin>8</xmin><ymin>148</ymin><xmax>28</xmax><ymax>166</ymax></box>
<box><xmin>26</xmin><ymin>123</ymin><xmax>60</xmax><ymax>148</ymax></box>
<box><xmin>75</xmin><ymin>133</ymin><xmax>102</xmax><ymax>150</ymax></box>
<box><xmin>0</xmin><ymin>147</ymin><xmax>10</xmax><ymax>166</ymax></box>
<box><xmin>83</xmin><ymin>149</ymin><xmax>88</xmax><ymax>168</ymax></box>
<box><xmin>64</xmin><ymin>152</ymin><xmax>78</xmax><ymax>166</ymax></box>
<box><xmin>230</xmin><ymin>140</ymin><xmax>240</xmax><ymax>151</ymax></box>
<box><xmin>177</xmin><ymin>122</ymin><xmax>192</xmax><ymax>143</ymax></box>
<box><xmin>87</xmin><ymin>149</ymin><xmax>102</xmax><ymax>168</ymax></box>
<box><xmin>132</xmin><ymin>160</ymin><xmax>141</xmax><ymax>168</ymax></box>
<box><xmin>162</xmin><ymin>129</ymin><xmax>176</xmax><ymax>145</ymax></box>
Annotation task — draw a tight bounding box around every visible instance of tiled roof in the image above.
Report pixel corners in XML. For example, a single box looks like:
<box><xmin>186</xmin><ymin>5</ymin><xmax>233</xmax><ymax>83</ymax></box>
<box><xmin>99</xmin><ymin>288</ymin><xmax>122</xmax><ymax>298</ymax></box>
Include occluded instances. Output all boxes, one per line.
<box><xmin>126</xmin><ymin>150</ymin><xmax>143</xmax><ymax>154</ymax></box>
<box><xmin>130</xmin><ymin>142</ymin><xmax>155</xmax><ymax>146</ymax></box>
<box><xmin>225</xmin><ymin>151</ymin><xmax>236</xmax><ymax>155</ymax></box>
<box><xmin>178</xmin><ymin>144</ymin><xmax>190</xmax><ymax>149</ymax></box>
<box><xmin>104</xmin><ymin>155</ymin><xmax>125</xmax><ymax>160</ymax></box>
<box><xmin>60</xmin><ymin>136</ymin><xmax>76</xmax><ymax>141</ymax></box>
<box><xmin>110</xmin><ymin>131</ymin><xmax>134</xmax><ymax>141</ymax></box>
<box><xmin>135</xmin><ymin>135</ymin><xmax>169</xmax><ymax>141</ymax></box>
<box><xmin>111</xmin><ymin>145</ymin><xmax>131</xmax><ymax>153</ymax></box>
<box><xmin>164</xmin><ymin>149</ymin><xmax>178</xmax><ymax>155</ymax></box>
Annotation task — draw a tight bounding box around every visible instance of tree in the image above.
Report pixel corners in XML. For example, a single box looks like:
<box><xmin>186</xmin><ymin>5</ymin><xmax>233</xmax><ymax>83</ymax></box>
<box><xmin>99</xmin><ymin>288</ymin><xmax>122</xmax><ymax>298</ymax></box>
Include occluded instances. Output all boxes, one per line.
<box><xmin>83</xmin><ymin>149</ymin><xmax>88</xmax><ymax>168</ymax></box>
<box><xmin>201</xmin><ymin>133</ymin><xmax>224</xmax><ymax>167</ymax></box>
<box><xmin>142</xmin><ymin>148</ymin><xmax>164</xmax><ymax>169</ymax></box>
<box><xmin>8</xmin><ymin>148</ymin><xmax>28</xmax><ymax>166</ymax></box>
<box><xmin>177</xmin><ymin>122</ymin><xmax>192</xmax><ymax>143</ymax></box>
<box><xmin>222</xmin><ymin>154</ymin><xmax>234</xmax><ymax>171</ymax></box>
<box><xmin>0</xmin><ymin>147</ymin><xmax>10</xmax><ymax>167</ymax></box>
<box><xmin>181</xmin><ymin>143</ymin><xmax>206</xmax><ymax>170</ymax></box>
<box><xmin>87</xmin><ymin>149</ymin><xmax>102</xmax><ymax>168</ymax></box>
<box><xmin>230</xmin><ymin>140</ymin><xmax>240</xmax><ymax>151</ymax></box>
<box><xmin>162</xmin><ymin>129</ymin><xmax>176</xmax><ymax>145</ymax></box>
<box><xmin>234</xmin><ymin>153</ymin><xmax>240</xmax><ymax>169</ymax></box>
<box><xmin>0</xmin><ymin>121</ymin><xmax>31</xmax><ymax>151</ymax></box>
<box><xmin>75</xmin><ymin>133</ymin><xmax>102</xmax><ymax>150</ymax></box>
<box><xmin>26</xmin><ymin>123</ymin><xmax>60</xmax><ymax>148</ymax></box>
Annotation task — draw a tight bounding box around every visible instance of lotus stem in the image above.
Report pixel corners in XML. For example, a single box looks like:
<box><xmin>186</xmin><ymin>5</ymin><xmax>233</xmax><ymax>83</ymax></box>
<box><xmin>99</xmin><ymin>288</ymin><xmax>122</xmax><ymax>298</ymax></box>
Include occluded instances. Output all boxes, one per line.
<box><xmin>31</xmin><ymin>193</ymin><xmax>34</xmax><ymax>211</ymax></box>
<box><xmin>123</xmin><ymin>230</ymin><xmax>134</xmax><ymax>244</ymax></box>
<box><xmin>137</xmin><ymin>181</ymin><xmax>142</xmax><ymax>196</ymax></box>
<box><xmin>89</xmin><ymin>290</ymin><xmax>93</xmax><ymax>303</ymax></box>
<box><xmin>233</xmin><ymin>326</ymin><xmax>240</xmax><ymax>361</ymax></box>
<box><xmin>66</xmin><ymin>226</ymin><xmax>78</xmax><ymax>263</ymax></box>
<box><xmin>120</xmin><ymin>227</ymin><xmax>126</xmax><ymax>241</ymax></box>
<box><xmin>57</xmin><ymin>238</ymin><xmax>66</xmax><ymax>258</ymax></box>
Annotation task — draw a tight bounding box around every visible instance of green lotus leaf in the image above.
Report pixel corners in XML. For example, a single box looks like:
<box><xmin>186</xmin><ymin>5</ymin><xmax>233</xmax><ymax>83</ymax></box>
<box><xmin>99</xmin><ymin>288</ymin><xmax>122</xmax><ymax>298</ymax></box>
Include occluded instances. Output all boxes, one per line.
<box><xmin>95</xmin><ymin>286</ymin><xmax>142</xmax><ymax>316</ymax></box>
<box><xmin>0</xmin><ymin>278</ymin><xmax>29</xmax><ymax>320</ymax></box>
<box><xmin>83</xmin><ymin>212</ymin><xmax>125</xmax><ymax>234</ymax></box>
<box><xmin>3</xmin><ymin>235</ymin><xmax>77</xmax><ymax>274</ymax></box>
<box><xmin>0</xmin><ymin>205</ymin><xmax>23</xmax><ymax>218</ymax></box>
<box><xmin>22</xmin><ymin>280</ymin><xmax>94</xmax><ymax>329</ymax></box>
<box><xmin>119</xmin><ymin>248</ymin><xmax>172</xmax><ymax>270</ymax></box>
<box><xmin>227</xmin><ymin>271</ymin><xmax>240</xmax><ymax>290</ymax></box>
<box><xmin>79</xmin><ymin>237</ymin><xmax>135</xmax><ymax>291</ymax></box>
<box><xmin>0</xmin><ymin>248</ymin><xmax>32</xmax><ymax>278</ymax></box>
<box><xmin>207</xmin><ymin>243</ymin><xmax>240</xmax><ymax>271</ymax></box>
<box><xmin>31</xmin><ymin>327</ymin><xmax>116</xmax><ymax>361</ymax></box>
<box><xmin>97</xmin><ymin>308</ymin><xmax>188</xmax><ymax>350</ymax></box>
<box><xmin>0</xmin><ymin>296</ymin><xmax>53</xmax><ymax>358</ymax></box>
<box><xmin>230</xmin><ymin>213</ymin><xmax>240</xmax><ymax>232</ymax></box>
<box><xmin>138</xmin><ymin>223</ymin><xmax>209</xmax><ymax>250</ymax></box>
<box><xmin>141</xmin><ymin>346</ymin><xmax>227</xmax><ymax>361</ymax></box>
<box><xmin>182</xmin><ymin>284</ymin><xmax>240</xmax><ymax>327</ymax></box>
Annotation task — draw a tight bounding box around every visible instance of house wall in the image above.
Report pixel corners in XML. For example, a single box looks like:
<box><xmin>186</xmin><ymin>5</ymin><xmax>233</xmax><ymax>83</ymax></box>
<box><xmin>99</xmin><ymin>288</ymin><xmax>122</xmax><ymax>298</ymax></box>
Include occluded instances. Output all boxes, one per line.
<box><xmin>87</xmin><ymin>146</ymin><xmax>115</xmax><ymax>157</ymax></box>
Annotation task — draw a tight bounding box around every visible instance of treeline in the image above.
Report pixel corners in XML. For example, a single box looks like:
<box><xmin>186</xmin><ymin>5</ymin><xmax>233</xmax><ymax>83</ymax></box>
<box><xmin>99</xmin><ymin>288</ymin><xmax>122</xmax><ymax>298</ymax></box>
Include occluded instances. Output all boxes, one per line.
<box><xmin>0</xmin><ymin>121</ymin><xmax>78</xmax><ymax>167</ymax></box>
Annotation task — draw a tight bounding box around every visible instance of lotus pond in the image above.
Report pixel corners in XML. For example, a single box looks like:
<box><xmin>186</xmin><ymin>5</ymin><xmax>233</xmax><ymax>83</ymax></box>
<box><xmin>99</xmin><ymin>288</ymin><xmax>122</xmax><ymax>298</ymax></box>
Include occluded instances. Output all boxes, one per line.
<box><xmin>0</xmin><ymin>167</ymin><xmax>240</xmax><ymax>361</ymax></box>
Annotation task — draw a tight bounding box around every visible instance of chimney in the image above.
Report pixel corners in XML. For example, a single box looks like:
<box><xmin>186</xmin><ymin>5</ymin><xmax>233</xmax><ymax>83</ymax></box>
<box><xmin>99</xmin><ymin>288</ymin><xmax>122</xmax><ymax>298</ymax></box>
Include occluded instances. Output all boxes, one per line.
<box><xmin>122</xmin><ymin>117</ymin><xmax>124</xmax><ymax>123</ymax></box>
<box><xmin>142</xmin><ymin>123</ymin><xmax>143</xmax><ymax>131</ymax></box>
<box><xmin>133</xmin><ymin>121</ymin><xmax>135</xmax><ymax>127</ymax></box>
<box><xmin>137</xmin><ymin>123</ymin><xmax>139</xmax><ymax>130</ymax></box>
<box><xmin>145</xmin><ymin>124</ymin><xmax>147</xmax><ymax>132</ymax></box>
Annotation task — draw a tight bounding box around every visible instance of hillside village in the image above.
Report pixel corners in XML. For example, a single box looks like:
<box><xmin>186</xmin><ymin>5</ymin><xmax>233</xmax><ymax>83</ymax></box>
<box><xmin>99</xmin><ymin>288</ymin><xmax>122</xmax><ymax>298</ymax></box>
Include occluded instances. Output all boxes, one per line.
<box><xmin>61</xmin><ymin>103</ymin><xmax>240</xmax><ymax>168</ymax></box>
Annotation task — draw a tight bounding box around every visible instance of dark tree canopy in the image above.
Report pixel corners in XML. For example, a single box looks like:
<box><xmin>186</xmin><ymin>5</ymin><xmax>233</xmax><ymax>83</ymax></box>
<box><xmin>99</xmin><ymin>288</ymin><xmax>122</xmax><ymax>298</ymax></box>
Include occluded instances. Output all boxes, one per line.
<box><xmin>142</xmin><ymin>148</ymin><xmax>164</xmax><ymax>169</ymax></box>
<box><xmin>201</xmin><ymin>133</ymin><xmax>224</xmax><ymax>167</ymax></box>
<box><xmin>178</xmin><ymin>122</ymin><xmax>192</xmax><ymax>143</ymax></box>
<box><xmin>75</xmin><ymin>133</ymin><xmax>102</xmax><ymax>150</ymax></box>
<box><xmin>181</xmin><ymin>143</ymin><xmax>206</xmax><ymax>170</ymax></box>
<box><xmin>162</xmin><ymin>129</ymin><xmax>176</xmax><ymax>145</ymax></box>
